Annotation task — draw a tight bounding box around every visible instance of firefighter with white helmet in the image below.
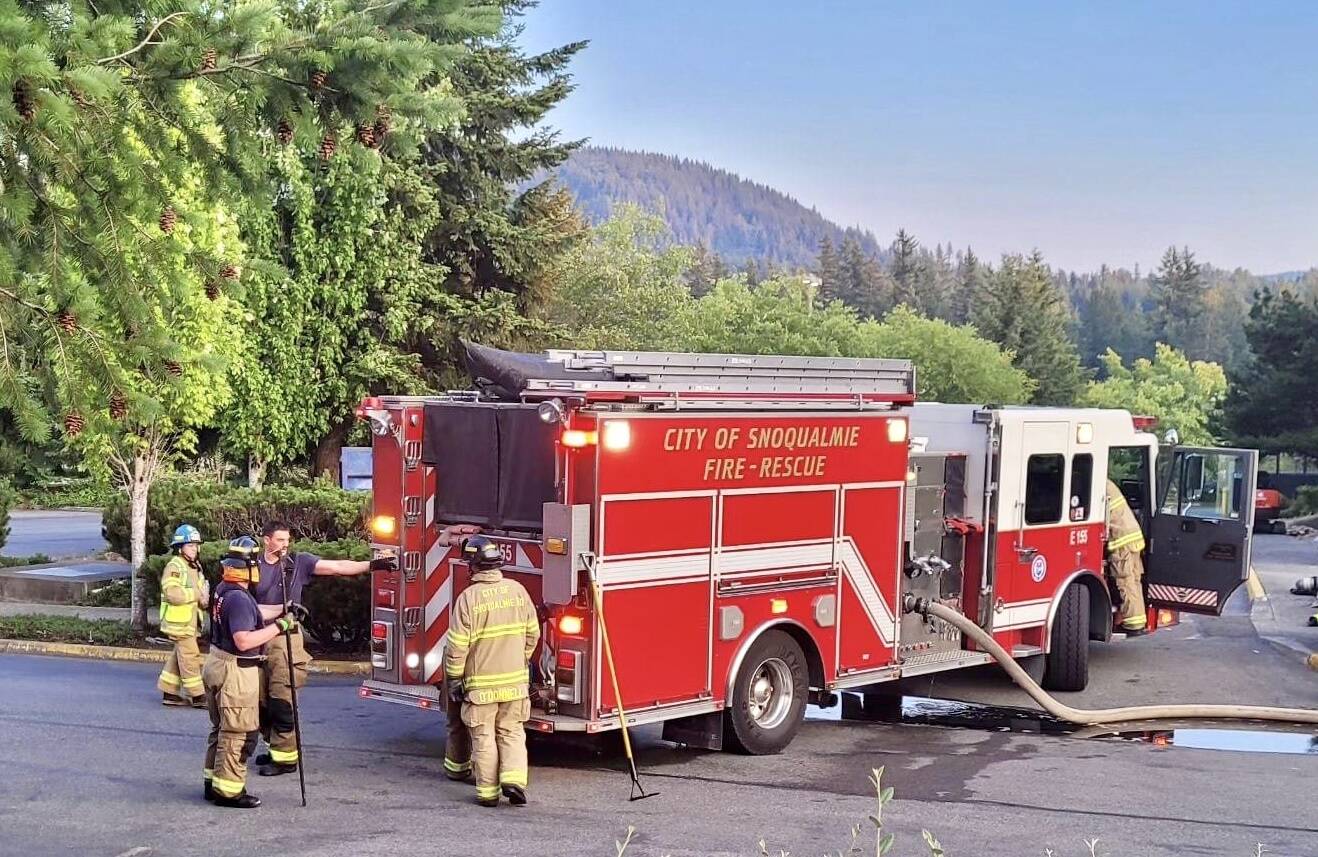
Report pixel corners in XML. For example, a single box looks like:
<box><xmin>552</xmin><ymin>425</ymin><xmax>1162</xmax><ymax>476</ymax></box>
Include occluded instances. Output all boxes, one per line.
<box><xmin>157</xmin><ymin>524</ymin><xmax>210</xmax><ymax>707</ymax></box>
<box><xmin>443</xmin><ymin>536</ymin><xmax>541</xmax><ymax>807</ymax></box>
<box><xmin>202</xmin><ymin>536</ymin><xmax>299</xmax><ymax>809</ymax></box>
<box><xmin>1106</xmin><ymin>479</ymin><xmax>1148</xmax><ymax>636</ymax></box>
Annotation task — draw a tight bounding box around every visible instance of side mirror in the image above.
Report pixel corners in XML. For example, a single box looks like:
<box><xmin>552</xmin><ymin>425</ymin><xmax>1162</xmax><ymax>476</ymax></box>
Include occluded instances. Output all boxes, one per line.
<box><xmin>1163</xmin><ymin>429</ymin><xmax>1180</xmax><ymax>446</ymax></box>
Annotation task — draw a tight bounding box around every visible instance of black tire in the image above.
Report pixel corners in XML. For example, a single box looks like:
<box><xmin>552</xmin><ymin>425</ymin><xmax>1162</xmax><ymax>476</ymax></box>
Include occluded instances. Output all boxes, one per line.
<box><xmin>1017</xmin><ymin>653</ymin><xmax>1046</xmax><ymax>686</ymax></box>
<box><xmin>1273</xmin><ymin>519</ymin><xmax>1288</xmax><ymax>535</ymax></box>
<box><xmin>1042</xmin><ymin>583</ymin><xmax>1089</xmax><ymax>692</ymax></box>
<box><xmin>724</xmin><ymin>630</ymin><xmax>808</xmax><ymax>755</ymax></box>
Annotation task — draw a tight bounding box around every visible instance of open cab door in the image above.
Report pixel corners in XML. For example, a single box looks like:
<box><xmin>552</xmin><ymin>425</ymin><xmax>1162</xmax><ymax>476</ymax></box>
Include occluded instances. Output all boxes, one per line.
<box><xmin>1146</xmin><ymin>446</ymin><xmax>1257</xmax><ymax>615</ymax></box>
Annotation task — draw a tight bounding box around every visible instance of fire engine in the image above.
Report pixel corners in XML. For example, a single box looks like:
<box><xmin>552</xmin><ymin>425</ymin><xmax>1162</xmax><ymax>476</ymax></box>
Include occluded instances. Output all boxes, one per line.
<box><xmin>356</xmin><ymin>345</ymin><xmax>1257</xmax><ymax>754</ymax></box>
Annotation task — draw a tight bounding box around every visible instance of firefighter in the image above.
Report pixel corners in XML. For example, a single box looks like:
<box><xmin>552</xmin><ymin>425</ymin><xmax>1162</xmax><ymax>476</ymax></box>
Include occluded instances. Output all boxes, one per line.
<box><xmin>250</xmin><ymin>519</ymin><xmax>481</xmax><ymax>777</ymax></box>
<box><xmin>156</xmin><ymin>524</ymin><xmax>210</xmax><ymax>707</ymax></box>
<box><xmin>443</xmin><ymin>536</ymin><xmax>541</xmax><ymax>807</ymax></box>
<box><xmin>203</xmin><ymin>536</ymin><xmax>299</xmax><ymax>809</ymax></box>
<box><xmin>1106</xmin><ymin>479</ymin><xmax>1148</xmax><ymax>636</ymax></box>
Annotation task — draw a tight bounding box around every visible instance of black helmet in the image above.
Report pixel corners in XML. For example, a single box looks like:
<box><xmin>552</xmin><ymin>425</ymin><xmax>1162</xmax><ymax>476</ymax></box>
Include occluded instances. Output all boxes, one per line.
<box><xmin>461</xmin><ymin>536</ymin><xmax>503</xmax><ymax>571</ymax></box>
<box><xmin>227</xmin><ymin>535</ymin><xmax>260</xmax><ymax>561</ymax></box>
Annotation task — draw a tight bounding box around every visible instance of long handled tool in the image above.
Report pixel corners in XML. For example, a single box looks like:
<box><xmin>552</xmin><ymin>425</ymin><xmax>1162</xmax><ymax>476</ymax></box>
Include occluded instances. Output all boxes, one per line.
<box><xmin>583</xmin><ymin>553</ymin><xmax>657</xmax><ymax>802</ymax></box>
<box><xmin>279</xmin><ymin>555</ymin><xmax>309</xmax><ymax>807</ymax></box>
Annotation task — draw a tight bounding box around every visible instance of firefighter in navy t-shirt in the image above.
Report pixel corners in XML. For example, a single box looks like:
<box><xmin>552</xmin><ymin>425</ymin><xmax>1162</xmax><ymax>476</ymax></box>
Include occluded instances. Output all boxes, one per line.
<box><xmin>202</xmin><ymin>537</ymin><xmax>299</xmax><ymax>809</ymax></box>
<box><xmin>249</xmin><ymin>519</ymin><xmax>481</xmax><ymax>777</ymax></box>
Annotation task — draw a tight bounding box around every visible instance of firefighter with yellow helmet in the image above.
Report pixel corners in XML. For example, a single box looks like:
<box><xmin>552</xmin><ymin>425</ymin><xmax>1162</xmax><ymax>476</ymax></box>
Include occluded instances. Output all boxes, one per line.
<box><xmin>157</xmin><ymin>524</ymin><xmax>210</xmax><ymax>707</ymax></box>
<box><xmin>202</xmin><ymin>536</ymin><xmax>299</xmax><ymax>809</ymax></box>
<box><xmin>443</xmin><ymin>536</ymin><xmax>540</xmax><ymax>807</ymax></box>
<box><xmin>1106</xmin><ymin>479</ymin><xmax>1148</xmax><ymax>636</ymax></box>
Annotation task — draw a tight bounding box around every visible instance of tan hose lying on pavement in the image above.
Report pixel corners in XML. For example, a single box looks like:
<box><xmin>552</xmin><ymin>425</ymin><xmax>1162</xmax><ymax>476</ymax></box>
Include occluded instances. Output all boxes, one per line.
<box><xmin>920</xmin><ymin>601</ymin><xmax>1318</xmax><ymax>726</ymax></box>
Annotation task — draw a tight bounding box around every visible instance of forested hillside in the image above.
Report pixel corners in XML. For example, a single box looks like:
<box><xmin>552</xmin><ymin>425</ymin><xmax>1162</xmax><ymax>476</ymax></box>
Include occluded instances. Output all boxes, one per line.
<box><xmin>552</xmin><ymin>147</ymin><xmax>883</xmax><ymax>267</ymax></box>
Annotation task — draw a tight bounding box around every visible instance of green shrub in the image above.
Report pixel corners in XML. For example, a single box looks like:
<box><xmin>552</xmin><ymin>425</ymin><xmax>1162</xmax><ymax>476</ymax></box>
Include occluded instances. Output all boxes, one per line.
<box><xmin>104</xmin><ymin>476</ymin><xmax>368</xmax><ymax>557</ymax></box>
<box><xmin>18</xmin><ymin>478</ymin><xmax>115</xmax><ymax>510</ymax></box>
<box><xmin>76</xmin><ymin>578</ymin><xmax>132</xmax><ymax>608</ymax></box>
<box><xmin>0</xmin><ymin>614</ymin><xmax>140</xmax><ymax>646</ymax></box>
<box><xmin>0</xmin><ymin>477</ymin><xmax>13</xmax><ymax>552</ymax></box>
<box><xmin>0</xmin><ymin>554</ymin><xmax>52</xmax><ymax>568</ymax></box>
<box><xmin>138</xmin><ymin>537</ymin><xmax>371</xmax><ymax>653</ymax></box>
<box><xmin>1285</xmin><ymin>485</ymin><xmax>1318</xmax><ymax>518</ymax></box>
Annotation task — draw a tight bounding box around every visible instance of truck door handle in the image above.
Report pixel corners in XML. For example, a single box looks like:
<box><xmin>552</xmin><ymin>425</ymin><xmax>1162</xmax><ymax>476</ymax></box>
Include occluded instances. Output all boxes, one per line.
<box><xmin>1015</xmin><ymin>546</ymin><xmax>1038</xmax><ymax>562</ymax></box>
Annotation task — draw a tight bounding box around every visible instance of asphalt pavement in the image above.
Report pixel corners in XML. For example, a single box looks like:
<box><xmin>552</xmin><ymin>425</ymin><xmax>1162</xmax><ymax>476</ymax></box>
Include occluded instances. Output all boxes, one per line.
<box><xmin>0</xmin><ymin>528</ymin><xmax>1314</xmax><ymax>856</ymax></box>
<box><xmin>3</xmin><ymin>510</ymin><xmax>108</xmax><ymax>560</ymax></box>
<box><xmin>1249</xmin><ymin>530</ymin><xmax>1318</xmax><ymax>660</ymax></box>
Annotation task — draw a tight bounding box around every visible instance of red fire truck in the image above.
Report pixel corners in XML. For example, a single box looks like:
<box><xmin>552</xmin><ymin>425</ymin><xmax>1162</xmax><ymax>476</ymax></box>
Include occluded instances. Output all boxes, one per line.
<box><xmin>357</xmin><ymin>345</ymin><xmax>1257</xmax><ymax>754</ymax></box>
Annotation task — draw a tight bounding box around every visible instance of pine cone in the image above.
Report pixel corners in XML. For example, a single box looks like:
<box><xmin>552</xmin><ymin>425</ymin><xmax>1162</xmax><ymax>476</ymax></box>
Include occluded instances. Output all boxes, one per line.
<box><xmin>199</xmin><ymin>47</ymin><xmax>217</xmax><ymax>73</ymax></box>
<box><xmin>108</xmin><ymin>392</ymin><xmax>127</xmax><ymax>421</ymax></box>
<box><xmin>373</xmin><ymin>109</ymin><xmax>391</xmax><ymax>141</ymax></box>
<box><xmin>63</xmin><ymin>412</ymin><xmax>85</xmax><ymax>437</ymax></box>
<box><xmin>56</xmin><ymin>309</ymin><xmax>77</xmax><ymax>333</ymax></box>
<box><xmin>355</xmin><ymin>123</ymin><xmax>377</xmax><ymax>149</ymax></box>
<box><xmin>309</xmin><ymin>70</ymin><xmax>328</xmax><ymax>92</ymax></box>
<box><xmin>159</xmin><ymin>206</ymin><xmax>177</xmax><ymax>235</ymax></box>
<box><xmin>205</xmin><ymin>280</ymin><xmax>221</xmax><ymax>301</ymax></box>
<box><xmin>220</xmin><ymin>262</ymin><xmax>239</xmax><ymax>280</ymax></box>
<box><xmin>164</xmin><ymin>360</ymin><xmax>183</xmax><ymax>378</ymax></box>
<box><xmin>13</xmin><ymin>82</ymin><xmax>35</xmax><ymax>123</ymax></box>
<box><xmin>276</xmin><ymin>118</ymin><xmax>294</xmax><ymax>146</ymax></box>
<box><xmin>318</xmin><ymin>132</ymin><xmax>337</xmax><ymax>161</ymax></box>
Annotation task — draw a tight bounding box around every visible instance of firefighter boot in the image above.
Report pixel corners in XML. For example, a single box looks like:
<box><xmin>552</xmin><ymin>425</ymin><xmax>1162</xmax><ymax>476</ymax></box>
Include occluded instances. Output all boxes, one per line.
<box><xmin>502</xmin><ymin>784</ymin><xmax>527</xmax><ymax>806</ymax></box>
<box><xmin>258</xmin><ymin>762</ymin><xmax>298</xmax><ymax>777</ymax></box>
<box><xmin>253</xmin><ymin>751</ymin><xmax>271</xmax><ymax>765</ymax></box>
<box><xmin>162</xmin><ymin>692</ymin><xmax>189</xmax><ymax>707</ymax></box>
<box><xmin>213</xmin><ymin>791</ymin><xmax>262</xmax><ymax>809</ymax></box>
<box><xmin>204</xmin><ymin>779</ymin><xmax>215</xmax><ymax>802</ymax></box>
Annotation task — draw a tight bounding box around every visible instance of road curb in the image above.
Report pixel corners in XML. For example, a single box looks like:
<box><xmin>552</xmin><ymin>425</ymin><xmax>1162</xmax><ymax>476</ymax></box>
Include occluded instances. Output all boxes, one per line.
<box><xmin>1245</xmin><ymin>570</ymin><xmax>1317</xmax><ymax>668</ymax></box>
<box><xmin>0</xmin><ymin>638</ymin><xmax>370</xmax><ymax>675</ymax></box>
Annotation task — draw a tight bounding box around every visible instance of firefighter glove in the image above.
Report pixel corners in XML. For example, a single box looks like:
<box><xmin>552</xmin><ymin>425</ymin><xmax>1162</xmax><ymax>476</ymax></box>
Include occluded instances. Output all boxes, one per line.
<box><xmin>448</xmin><ymin>680</ymin><xmax>465</xmax><ymax>705</ymax></box>
<box><xmin>287</xmin><ymin>602</ymin><xmax>310</xmax><ymax>623</ymax></box>
<box><xmin>369</xmin><ymin>554</ymin><xmax>399</xmax><ymax>572</ymax></box>
<box><xmin>275</xmin><ymin>616</ymin><xmax>298</xmax><ymax>634</ymax></box>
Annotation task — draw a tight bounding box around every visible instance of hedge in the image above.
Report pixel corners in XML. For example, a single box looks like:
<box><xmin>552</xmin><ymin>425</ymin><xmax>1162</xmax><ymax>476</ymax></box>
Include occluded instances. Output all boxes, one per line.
<box><xmin>104</xmin><ymin>476</ymin><xmax>369</xmax><ymax>557</ymax></box>
<box><xmin>19</xmin><ymin>478</ymin><xmax>115</xmax><ymax>510</ymax></box>
<box><xmin>0</xmin><ymin>614</ymin><xmax>140</xmax><ymax>647</ymax></box>
<box><xmin>139</xmin><ymin>538</ymin><xmax>372</xmax><ymax>653</ymax></box>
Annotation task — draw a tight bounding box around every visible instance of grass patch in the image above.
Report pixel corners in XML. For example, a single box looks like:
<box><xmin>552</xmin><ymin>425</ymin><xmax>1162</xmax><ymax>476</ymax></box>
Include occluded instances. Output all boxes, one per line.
<box><xmin>0</xmin><ymin>614</ymin><xmax>151</xmax><ymax>647</ymax></box>
<box><xmin>0</xmin><ymin>553</ymin><xmax>52</xmax><ymax>568</ymax></box>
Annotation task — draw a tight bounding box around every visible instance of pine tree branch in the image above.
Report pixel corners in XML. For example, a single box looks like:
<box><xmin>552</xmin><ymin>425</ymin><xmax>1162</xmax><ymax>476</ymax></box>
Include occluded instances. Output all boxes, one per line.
<box><xmin>97</xmin><ymin>13</ymin><xmax>188</xmax><ymax>65</ymax></box>
<box><xmin>0</xmin><ymin>285</ymin><xmax>51</xmax><ymax>317</ymax></box>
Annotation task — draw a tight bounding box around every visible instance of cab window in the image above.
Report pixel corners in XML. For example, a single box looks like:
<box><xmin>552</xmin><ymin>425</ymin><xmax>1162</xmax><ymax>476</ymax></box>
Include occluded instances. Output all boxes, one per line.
<box><xmin>1069</xmin><ymin>453</ymin><xmax>1093</xmax><ymax>521</ymax></box>
<box><xmin>1025</xmin><ymin>454</ymin><xmax>1065</xmax><ymax>524</ymax></box>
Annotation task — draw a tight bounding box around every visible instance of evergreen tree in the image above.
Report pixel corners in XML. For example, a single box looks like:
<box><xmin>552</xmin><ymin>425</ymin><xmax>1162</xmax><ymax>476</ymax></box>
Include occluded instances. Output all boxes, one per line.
<box><xmin>816</xmin><ymin>236</ymin><xmax>843</xmax><ymax>304</ymax></box>
<box><xmin>1225</xmin><ymin>289</ymin><xmax>1318</xmax><ymax>457</ymax></box>
<box><xmin>1149</xmin><ymin>246</ymin><xmax>1207</xmax><ymax>357</ymax></box>
<box><xmin>839</xmin><ymin>236</ymin><xmax>890</xmax><ymax>318</ymax></box>
<box><xmin>0</xmin><ymin>0</ymin><xmax>498</xmax><ymax>627</ymax></box>
<box><xmin>685</xmin><ymin>242</ymin><xmax>729</xmax><ymax>296</ymax></box>
<box><xmin>1076</xmin><ymin>279</ymin><xmax>1155</xmax><ymax>369</ymax></box>
<box><xmin>949</xmin><ymin>248</ymin><xmax>985</xmax><ymax>325</ymax></box>
<box><xmin>978</xmin><ymin>251</ymin><xmax>1087</xmax><ymax>405</ymax></box>
<box><xmin>890</xmin><ymin>228</ymin><xmax>927</xmax><ymax>311</ymax></box>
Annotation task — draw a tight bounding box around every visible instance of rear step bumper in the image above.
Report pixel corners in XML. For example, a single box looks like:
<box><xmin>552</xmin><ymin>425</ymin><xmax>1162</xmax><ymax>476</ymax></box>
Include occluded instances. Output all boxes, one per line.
<box><xmin>359</xmin><ymin>679</ymin><xmax>582</xmax><ymax>733</ymax></box>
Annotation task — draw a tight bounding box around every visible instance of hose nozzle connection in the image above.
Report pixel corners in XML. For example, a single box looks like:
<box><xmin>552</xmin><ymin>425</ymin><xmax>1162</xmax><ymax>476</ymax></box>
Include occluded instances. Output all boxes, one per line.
<box><xmin>902</xmin><ymin>594</ymin><xmax>937</xmax><ymax>616</ymax></box>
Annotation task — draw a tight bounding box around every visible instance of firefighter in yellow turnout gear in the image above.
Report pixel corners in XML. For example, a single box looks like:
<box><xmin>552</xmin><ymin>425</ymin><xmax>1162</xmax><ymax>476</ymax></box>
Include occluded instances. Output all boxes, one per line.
<box><xmin>1106</xmin><ymin>479</ymin><xmax>1148</xmax><ymax>636</ymax></box>
<box><xmin>444</xmin><ymin>536</ymin><xmax>540</xmax><ymax>807</ymax></box>
<box><xmin>157</xmin><ymin>524</ymin><xmax>210</xmax><ymax>707</ymax></box>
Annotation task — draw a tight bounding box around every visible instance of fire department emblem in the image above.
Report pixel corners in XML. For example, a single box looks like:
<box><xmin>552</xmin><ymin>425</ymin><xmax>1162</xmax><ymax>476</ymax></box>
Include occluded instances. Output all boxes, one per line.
<box><xmin>1030</xmin><ymin>554</ymin><xmax>1047</xmax><ymax>583</ymax></box>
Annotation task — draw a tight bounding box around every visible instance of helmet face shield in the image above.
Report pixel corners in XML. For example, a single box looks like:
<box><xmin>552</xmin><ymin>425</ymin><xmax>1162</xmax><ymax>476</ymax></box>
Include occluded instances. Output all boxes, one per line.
<box><xmin>220</xmin><ymin>557</ymin><xmax>260</xmax><ymax>585</ymax></box>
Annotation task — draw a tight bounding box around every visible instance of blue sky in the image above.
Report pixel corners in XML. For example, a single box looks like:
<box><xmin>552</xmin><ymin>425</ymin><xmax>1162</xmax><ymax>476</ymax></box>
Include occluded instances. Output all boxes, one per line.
<box><xmin>521</xmin><ymin>1</ymin><xmax>1318</xmax><ymax>274</ymax></box>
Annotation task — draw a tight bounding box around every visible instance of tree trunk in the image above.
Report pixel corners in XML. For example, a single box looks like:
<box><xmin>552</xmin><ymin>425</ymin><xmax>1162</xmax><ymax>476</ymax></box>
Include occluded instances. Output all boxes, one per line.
<box><xmin>129</xmin><ymin>453</ymin><xmax>151</xmax><ymax>632</ymax></box>
<box><xmin>248</xmin><ymin>456</ymin><xmax>267</xmax><ymax>491</ymax></box>
<box><xmin>312</xmin><ymin>419</ymin><xmax>352</xmax><ymax>486</ymax></box>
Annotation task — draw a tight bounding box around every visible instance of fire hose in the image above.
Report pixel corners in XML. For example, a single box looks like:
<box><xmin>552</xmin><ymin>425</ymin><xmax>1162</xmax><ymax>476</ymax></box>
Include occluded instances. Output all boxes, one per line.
<box><xmin>907</xmin><ymin>598</ymin><xmax>1318</xmax><ymax>726</ymax></box>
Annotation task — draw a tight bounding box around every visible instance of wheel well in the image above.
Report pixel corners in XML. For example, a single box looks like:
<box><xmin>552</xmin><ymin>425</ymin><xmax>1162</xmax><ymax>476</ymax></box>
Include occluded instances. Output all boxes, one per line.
<box><xmin>772</xmin><ymin>623</ymin><xmax>826</xmax><ymax>689</ymax></box>
<box><xmin>1076</xmin><ymin>574</ymin><xmax>1112</xmax><ymax>642</ymax></box>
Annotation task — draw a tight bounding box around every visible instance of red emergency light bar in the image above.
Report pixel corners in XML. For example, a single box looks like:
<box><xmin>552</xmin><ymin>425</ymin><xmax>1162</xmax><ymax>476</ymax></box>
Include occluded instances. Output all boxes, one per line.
<box><xmin>1131</xmin><ymin>415</ymin><xmax>1158</xmax><ymax>430</ymax></box>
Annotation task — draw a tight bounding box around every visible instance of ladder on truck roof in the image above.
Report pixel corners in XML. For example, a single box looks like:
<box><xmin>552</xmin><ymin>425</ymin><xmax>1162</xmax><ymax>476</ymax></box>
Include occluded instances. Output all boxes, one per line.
<box><xmin>525</xmin><ymin>350</ymin><xmax>917</xmax><ymax>409</ymax></box>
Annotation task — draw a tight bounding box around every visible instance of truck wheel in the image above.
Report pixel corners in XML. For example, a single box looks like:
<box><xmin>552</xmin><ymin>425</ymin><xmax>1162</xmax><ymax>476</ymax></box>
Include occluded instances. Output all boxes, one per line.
<box><xmin>724</xmin><ymin>630</ymin><xmax>808</xmax><ymax>755</ymax></box>
<box><xmin>1042</xmin><ymin>584</ymin><xmax>1089</xmax><ymax>692</ymax></box>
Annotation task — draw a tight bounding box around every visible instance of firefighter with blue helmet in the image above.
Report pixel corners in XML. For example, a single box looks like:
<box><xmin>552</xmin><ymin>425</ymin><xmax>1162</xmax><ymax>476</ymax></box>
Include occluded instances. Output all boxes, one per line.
<box><xmin>202</xmin><ymin>535</ymin><xmax>299</xmax><ymax>809</ymax></box>
<box><xmin>157</xmin><ymin>523</ymin><xmax>210</xmax><ymax>707</ymax></box>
